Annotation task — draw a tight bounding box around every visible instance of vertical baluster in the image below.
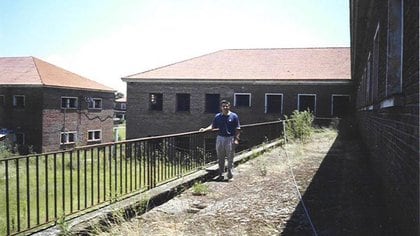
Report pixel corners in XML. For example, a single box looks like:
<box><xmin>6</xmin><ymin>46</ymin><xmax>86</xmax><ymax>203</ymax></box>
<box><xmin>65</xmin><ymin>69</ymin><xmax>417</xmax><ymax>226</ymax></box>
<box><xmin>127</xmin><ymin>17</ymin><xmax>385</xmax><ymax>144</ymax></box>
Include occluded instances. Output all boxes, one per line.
<box><xmin>134</xmin><ymin>142</ymin><xmax>137</xmax><ymax>190</ymax></box>
<box><xmin>45</xmin><ymin>154</ymin><xmax>49</xmax><ymax>223</ymax></box>
<box><xmin>90</xmin><ymin>149</ymin><xmax>94</xmax><ymax>207</ymax></box>
<box><xmin>125</xmin><ymin>144</ymin><xmax>128</xmax><ymax>194</ymax></box>
<box><xmin>130</xmin><ymin>142</ymin><xmax>133</xmax><ymax>193</ymax></box>
<box><xmin>62</xmin><ymin>152</ymin><xmax>65</xmax><ymax>215</ymax></box>
<box><xmin>16</xmin><ymin>159</ymin><xmax>21</xmax><ymax>232</ymax></box>
<box><xmin>26</xmin><ymin>156</ymin><xmax>30</xmax><ymax>228</ymax></box>
<box><xmin>97</xmin><ymin>148</ymin><xmax>100</xmax><ymax>204</ymax></box>
<box><xmin>114</xmin><ymin>144</ymin><xmax>117</xmax><ymax>197</ymax></box>
<box><xmin>53</xmin><ymin>154</ymin><xmax>57</xmax><ymax>220</ymax></box>
<box><xmin>77</xmin><ymin>150</ymin><xmax>80</xmax><ymax>211</ymax></box>
<box><xmin>108</xmin><ymin>145</ymin><xmax>112</xmax><ymax>199</ymax></box>
<box><xmin>119</xmin><ymin>143</ymin><xmax>123</xmax><ymax>195</ymax></box>
<box><xmin>69</xmin><ymin>152</ymin><xmax>73</xmax><ymax>213</ymax></box>
<box><xmin>84</xmin><ymin>149</ymin><xmax>87</xmax><ymax>209</ymax></box>
<box><xmin>103</xmin><ymin>147</ymin><xmax>106</xmax><ymax>202</ymax></box>
<box><xmin>5</xmin><ymin>160</ymin><xmax>10</xmax><ymax>235</ymax></box>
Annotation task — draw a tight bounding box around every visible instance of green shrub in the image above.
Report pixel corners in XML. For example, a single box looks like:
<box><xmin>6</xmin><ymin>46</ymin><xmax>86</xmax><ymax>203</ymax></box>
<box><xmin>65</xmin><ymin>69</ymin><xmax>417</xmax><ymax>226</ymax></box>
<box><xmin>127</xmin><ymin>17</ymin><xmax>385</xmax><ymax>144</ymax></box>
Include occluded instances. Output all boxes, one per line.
<box><xmin>284</xmin><ymin>110</ymin><xmax>314</xmax><ymax>142</ymax></box>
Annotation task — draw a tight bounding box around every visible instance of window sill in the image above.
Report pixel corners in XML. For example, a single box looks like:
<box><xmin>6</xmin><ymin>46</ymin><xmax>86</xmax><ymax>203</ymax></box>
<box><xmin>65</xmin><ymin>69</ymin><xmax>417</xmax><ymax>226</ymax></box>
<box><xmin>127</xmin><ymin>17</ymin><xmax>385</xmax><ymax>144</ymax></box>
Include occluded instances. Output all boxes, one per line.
<box><xmin>379</xmin><ymin>94</ymin><xmax>404</xmax><ymax>109</ymax></box>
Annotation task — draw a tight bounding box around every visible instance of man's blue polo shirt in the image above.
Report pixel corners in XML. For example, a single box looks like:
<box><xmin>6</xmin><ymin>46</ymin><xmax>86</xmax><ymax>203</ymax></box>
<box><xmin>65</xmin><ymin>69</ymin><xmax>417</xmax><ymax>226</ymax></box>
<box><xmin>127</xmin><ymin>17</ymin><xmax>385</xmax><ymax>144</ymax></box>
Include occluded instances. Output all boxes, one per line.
<box><xmin>212</xmin><ymin>112</ymin><xmax>240</xmax><ymax>137</ymax></box>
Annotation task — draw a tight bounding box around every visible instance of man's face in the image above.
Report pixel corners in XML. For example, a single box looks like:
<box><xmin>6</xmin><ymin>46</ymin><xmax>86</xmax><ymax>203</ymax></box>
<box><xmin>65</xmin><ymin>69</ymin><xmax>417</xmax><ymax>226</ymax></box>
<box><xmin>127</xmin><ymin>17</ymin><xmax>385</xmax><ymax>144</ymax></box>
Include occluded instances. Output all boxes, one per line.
<box><xmin>221</xmin><ymin>103</ymin><xmax>230</xmax><ymax>114</ymax></box>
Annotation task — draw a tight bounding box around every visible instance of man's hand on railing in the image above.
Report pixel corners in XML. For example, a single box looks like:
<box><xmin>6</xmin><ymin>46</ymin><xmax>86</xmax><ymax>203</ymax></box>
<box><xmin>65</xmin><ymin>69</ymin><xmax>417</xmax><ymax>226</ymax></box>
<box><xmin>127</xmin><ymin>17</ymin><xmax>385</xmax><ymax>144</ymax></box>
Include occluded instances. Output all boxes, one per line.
<box><xmin>199</xmin><ymin>125</ymin><xmax>212</xmax><ymax>132</ymax></box>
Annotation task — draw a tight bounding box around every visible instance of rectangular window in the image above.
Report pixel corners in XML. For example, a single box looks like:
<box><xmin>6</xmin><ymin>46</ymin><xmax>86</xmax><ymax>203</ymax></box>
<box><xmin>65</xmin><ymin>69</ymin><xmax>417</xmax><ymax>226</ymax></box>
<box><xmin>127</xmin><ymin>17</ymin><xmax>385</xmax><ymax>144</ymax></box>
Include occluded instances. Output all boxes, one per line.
<box><xmin>265</xmin><ymin>93</ymin><xmax>283</xmax><ymax>114</ymax></box>
<box><xmin>176</xmin><ymin>93</ymin><xmax>190</xmax><ymax>112</ymax></box>
<box><xmin>367</xmin><ymin>53</ymin><xmax>373</xmax><ymax>104</ymax></box>
<box><xmin>13</xmin><ymin>95</ymin><xmax>25</xmax><ymax>108</ymax></box>
<box><xmin>121</xmin><ymin>103</ymin><xmax>126</xmax><ymax>110</ymax></box>
<box><xmin>372</xmin><ymin>23</ymin><xmax>380</xmax><ymax>103</ymax></box>
<box><xmin>385</xmin><ymin>0</ymin><xmax>403</xmax><ymax>96</ymax></box>
<box><xmin>149</xmin><ymin>93</ymin><xmax>163</xmax><ymax>111</ymax></box>
<box><xmin>298</xmin><ymin>94</ymin><xmax>316</xmax><ymax>113</ymax></box>
<box><xmin>87</xmin><ymin>130</ymin><xmax>101</xmax><ymax>142</ymax></box>
<box><xmin>88</xmin><ymin>98</ymin><xmax>102</xmax><ymax>109</ymax></box>
<box><xmin>331</xmin><ymin>95</ymin><xmax>351</xmax><ymax>117</ymax></box>
<box><xmin>234</xmin><ymin>93</ymin><xmax>251</xmax><ymax>107</ymax></box>
<box><xmin>205</xmin><ymin>94</ymin><xmax>220</xmax><ymax>113</ymax></box>
<box><xmin>60</xmin><ymin>131</ymin><xmax>77</xmax><ymax>144</ymax></box>
<box><xmin>61</xmin><ymin>97</ymin><xmax>78</xmax><ymax>109</ymax></box>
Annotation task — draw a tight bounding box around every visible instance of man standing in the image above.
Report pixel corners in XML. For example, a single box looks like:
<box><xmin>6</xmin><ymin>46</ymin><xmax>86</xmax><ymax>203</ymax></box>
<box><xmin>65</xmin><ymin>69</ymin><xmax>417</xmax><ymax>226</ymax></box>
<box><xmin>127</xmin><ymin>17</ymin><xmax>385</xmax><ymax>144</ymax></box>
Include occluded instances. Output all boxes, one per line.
<box><xmin>200</xmin><ymin>100</ymin><xmax>241</xmax><ymax>181</ymax></box>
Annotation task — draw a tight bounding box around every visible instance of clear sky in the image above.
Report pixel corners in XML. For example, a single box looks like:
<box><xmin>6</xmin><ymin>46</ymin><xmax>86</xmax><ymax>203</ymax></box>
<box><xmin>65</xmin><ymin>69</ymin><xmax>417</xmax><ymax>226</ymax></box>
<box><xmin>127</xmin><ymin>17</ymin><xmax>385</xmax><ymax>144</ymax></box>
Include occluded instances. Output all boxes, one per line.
<box><xmin>0</xmin><ymin>0</ymin><xmax>350</xmax><ymax>93</ymax></box>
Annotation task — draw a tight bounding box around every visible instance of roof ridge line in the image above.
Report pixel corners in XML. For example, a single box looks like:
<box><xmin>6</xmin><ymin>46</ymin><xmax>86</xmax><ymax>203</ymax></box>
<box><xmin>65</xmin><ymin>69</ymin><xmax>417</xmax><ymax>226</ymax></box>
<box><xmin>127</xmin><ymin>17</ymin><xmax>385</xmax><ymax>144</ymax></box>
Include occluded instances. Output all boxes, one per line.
<box><xmin>31</xmin><ymin>56</ymin><xmax>45</xmax><ymax>85</ymax></box>
<box><xmin>123</xmin><ymin>49</ymin><xmax>226</xmax><ymax>78</ymax></box>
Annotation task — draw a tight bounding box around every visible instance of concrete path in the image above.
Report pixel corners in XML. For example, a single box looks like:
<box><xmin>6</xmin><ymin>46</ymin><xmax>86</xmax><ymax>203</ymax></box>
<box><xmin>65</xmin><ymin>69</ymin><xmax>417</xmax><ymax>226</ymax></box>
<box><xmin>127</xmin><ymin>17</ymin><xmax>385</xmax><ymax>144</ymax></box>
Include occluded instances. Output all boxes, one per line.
<box><xmin>98</xmin><ymin>128</ymin><xmax>396</xmax><ymax>236</ymax></box>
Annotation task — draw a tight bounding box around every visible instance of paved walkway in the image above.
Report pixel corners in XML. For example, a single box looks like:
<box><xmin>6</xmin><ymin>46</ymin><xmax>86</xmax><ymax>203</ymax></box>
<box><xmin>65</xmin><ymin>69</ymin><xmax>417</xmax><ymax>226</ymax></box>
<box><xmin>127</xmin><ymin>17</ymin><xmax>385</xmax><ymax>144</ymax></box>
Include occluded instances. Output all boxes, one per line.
<box><xmin>99</xmin><ymin>128</ymin><xmax>396</xmax><ymax>236</ymax></box>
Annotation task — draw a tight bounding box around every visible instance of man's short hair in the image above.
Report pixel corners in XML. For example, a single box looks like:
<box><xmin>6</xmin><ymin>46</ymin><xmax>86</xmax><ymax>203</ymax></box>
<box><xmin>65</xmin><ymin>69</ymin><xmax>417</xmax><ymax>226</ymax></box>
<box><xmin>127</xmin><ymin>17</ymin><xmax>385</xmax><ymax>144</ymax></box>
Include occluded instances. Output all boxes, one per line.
<box><xmin>220</xmin><ymin>100</ymin><xmax>230</xmax><ymax>105</ymax></box>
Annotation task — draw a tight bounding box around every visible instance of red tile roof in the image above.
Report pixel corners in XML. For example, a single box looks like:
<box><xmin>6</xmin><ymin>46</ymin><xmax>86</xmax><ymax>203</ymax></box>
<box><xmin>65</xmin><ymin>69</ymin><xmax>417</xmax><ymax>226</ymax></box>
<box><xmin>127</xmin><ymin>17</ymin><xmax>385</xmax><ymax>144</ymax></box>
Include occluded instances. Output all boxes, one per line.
<box><xmin>124</xmin><ymin>47</ymin><xmax>350</xmax><ymax>81</ymax></box>
<box><xmin>0</xmin><ymin>57</ymin><xmax>114</xmax><ymax>92</ymax></box>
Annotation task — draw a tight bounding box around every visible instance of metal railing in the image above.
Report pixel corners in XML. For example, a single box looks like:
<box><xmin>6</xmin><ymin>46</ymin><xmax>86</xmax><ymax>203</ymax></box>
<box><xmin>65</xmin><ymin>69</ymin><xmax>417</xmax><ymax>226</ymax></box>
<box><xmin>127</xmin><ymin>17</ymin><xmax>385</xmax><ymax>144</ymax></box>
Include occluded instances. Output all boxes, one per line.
<box><xmin>0</xmin><ymin>120</ymin><xmax>283</xmax><ymax>235</ymax></box>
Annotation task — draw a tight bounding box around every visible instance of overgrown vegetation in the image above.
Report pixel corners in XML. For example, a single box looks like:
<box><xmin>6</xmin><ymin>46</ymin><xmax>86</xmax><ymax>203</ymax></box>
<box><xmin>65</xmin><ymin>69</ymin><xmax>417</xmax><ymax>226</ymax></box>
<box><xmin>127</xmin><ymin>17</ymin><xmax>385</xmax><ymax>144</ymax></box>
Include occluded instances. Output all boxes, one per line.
<box><xmin>284</xmin><ymin>110</ymin><xmax>314</xmax><ymax>142</ymax></box>
<box><xmin>191</xmin><ymin>181</ymin><xmax>209</xmax><ymax>196</ymax></box>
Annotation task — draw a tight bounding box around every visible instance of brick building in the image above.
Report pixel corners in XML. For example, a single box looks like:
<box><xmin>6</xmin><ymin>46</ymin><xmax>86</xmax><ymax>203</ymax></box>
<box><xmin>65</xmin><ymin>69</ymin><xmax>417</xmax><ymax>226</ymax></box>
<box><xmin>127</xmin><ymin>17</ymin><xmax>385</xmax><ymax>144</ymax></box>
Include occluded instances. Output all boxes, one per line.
<box><xmin>0</xmin><ymin>57</ymin><xmax>115</xmax><ymax>153</ymax></box>
<box><xmin>350</xmin><ymin>0</ymin><xmax>419</xmax><ymax>234</ymax></box>
<box><xmin>122</xmin><ymin>47</ymin><xmax>352</xmax><ymax>138</ymax></box>
<box><xmin>114</xmin><ymin>97</ymin><xmax>127</xmax><ymax>121</ymax></box>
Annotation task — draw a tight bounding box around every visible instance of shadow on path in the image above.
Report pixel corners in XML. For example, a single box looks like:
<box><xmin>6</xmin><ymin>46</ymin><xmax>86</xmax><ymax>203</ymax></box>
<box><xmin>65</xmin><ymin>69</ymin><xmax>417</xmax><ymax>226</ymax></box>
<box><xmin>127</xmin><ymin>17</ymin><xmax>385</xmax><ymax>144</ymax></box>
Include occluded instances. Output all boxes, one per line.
<box><xmin>281</xmin><ymin>119</ymin><xmax>398</xmax><ymax>236</ymax></box>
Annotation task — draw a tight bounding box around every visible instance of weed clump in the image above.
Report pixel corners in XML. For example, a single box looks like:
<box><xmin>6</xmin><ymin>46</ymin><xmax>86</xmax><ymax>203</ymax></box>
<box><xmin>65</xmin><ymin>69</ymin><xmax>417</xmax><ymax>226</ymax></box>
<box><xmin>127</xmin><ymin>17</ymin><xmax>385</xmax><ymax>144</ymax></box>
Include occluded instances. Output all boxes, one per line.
<box><xmin>284</xmin><ymin>110</ymin><xmax>314</xmax><ymax>142</ymax></box>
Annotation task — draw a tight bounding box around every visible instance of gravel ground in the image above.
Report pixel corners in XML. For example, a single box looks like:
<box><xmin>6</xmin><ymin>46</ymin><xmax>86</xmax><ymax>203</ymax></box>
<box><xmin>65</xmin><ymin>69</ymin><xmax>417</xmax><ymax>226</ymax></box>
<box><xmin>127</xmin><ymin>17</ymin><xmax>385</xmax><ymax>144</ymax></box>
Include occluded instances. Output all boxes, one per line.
<box><xmin>98</xmin><ymin>128</ymin><xmax>396</xmax><ymax>236</ymax></box>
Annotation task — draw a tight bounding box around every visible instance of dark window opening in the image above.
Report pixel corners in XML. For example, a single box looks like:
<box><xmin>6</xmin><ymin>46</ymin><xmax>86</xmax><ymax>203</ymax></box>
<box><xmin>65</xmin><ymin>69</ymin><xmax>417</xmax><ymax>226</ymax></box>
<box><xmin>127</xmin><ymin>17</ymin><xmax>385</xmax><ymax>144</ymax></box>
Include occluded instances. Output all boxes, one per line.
<box><xmin>266</xmin><ymin>94</ymin><xmax>283</xmax><ymax>114</ymax></box>
<box><xmin>332</xmin><ymin>95</ymin><xmax>351</xmax><ymax>117</ymax></box>
<box><xmin>299</xmin><ymin>95</ymin><xmax>316</xmax><ymax>113</ymax></box>
<box><xmin>13</xmin><ymin>95</ymin><xmax>25</xmax><ymax>108</ymax></box>
<box><xmin>176</xmin><ymin>93</ymin><xmax>190</xmax><ymax>112</ymax></box>
<box><xmin>149</xmin><ymin>93</ymin><xmax>163</xmax><ymax>111</ymax></box>
<box><xmin>235</xmin><ymin>94</ymin><xmax>251</xmax><ymax>107</ymax></box>
<box><xmin>205</xmin><ymin>94</ymin><xmax>220</xmax><ymax>113</ymax></box>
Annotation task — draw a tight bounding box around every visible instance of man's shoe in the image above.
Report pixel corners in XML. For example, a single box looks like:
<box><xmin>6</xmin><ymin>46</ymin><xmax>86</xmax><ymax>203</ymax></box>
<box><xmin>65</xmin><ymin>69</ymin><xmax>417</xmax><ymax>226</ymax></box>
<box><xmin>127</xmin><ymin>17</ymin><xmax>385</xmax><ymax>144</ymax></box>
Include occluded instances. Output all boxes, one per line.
<box><xmin>227</xmin><ymin>172</ymin><xmax>233</xmax><ymax>180</ymax></box>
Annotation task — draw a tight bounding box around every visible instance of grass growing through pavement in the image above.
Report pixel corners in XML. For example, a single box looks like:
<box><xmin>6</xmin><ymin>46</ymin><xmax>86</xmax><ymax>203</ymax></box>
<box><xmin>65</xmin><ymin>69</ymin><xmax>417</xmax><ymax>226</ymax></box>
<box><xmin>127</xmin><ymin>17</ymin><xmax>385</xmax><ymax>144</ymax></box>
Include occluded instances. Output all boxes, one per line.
<box><xmin>191</xmin><ymin>181</ymin><xmax>209</xmax><ymax>196</ymax></box>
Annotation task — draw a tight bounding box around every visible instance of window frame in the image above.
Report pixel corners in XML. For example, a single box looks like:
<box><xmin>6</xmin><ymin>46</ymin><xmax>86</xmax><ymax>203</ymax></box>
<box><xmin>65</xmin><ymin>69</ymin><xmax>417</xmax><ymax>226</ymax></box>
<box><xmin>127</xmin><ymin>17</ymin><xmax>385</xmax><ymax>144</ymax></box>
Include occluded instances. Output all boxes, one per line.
<box><xmin>264</xmin><ymin>93</ymin><xmax>283</xmax><ymax>114</ymax></box>
<box><xmin>13</xmin><ymin>95</ymin><xmax>25</xmax><ymax>108</ymax></box>
<box><xmin>60</xmin><ymin>131</ymin><xmax>77</xmax><ymax>144</ymax></box>
<box><xmin>385</xmin><ymin>0</ymin><xmax>404</xmax><ymax>97</ymax></box>
<box><xmin>87</xmin><ymin>129</ymin><xmax>102</xmax><ymax>142</ymax></box>
<box><xmin>88</xmin><ymin>98</ymin><xmax>103</xmax><ymax>110</ymax></box>
<box><xmin>297</xmin><ymin>94</ymin><xmax>317</xmax><ymax>113</ymax></box>
<box><xmin>234</xmin><ymin>93</ymin><xmax>252</xmax><ymax>108</ymax></box>
<box><xmin>61</xmin><ymin>96</ymin><xmax>78</xmax><ymax>109</ymax></box>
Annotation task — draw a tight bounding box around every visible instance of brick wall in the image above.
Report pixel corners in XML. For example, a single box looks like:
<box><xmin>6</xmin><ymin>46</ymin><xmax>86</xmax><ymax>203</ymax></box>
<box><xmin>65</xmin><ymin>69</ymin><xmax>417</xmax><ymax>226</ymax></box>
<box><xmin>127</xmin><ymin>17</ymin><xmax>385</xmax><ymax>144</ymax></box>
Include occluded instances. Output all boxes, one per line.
<box><xmin>126</xmin><ymin>81</ymin><xmax>352</xmax><ymax>139</ymax></box>
<box><xmin>41</xmin><ymin>87</ymin><xmax>115</xmax><ymax>152</ymax></box>
<box><xmin>0</xmin><ymin>87</ymin><xmax>43</xmax><ymax>152</ymax></box>
<box><xmin>351</xmin><ymin>0</ymin><xmax>419</xmax><ymax>234</ymax></box>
